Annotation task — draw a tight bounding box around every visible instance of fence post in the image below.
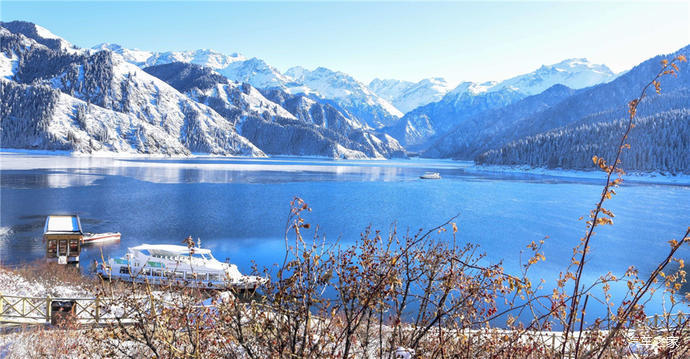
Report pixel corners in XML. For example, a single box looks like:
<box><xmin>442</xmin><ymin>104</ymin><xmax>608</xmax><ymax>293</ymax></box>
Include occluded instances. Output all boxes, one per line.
<box><xmin>654</xmin><ymin>314</ymin><xmax>659</xmax><ymax>328</ymax></box>
<box><xmin>95</xmin><ymin>296</ymin><xmax>100</xmax><ymax>324</ymax></box>
<box><xmin>46</xmin><ymin>296</ymin><xmax>51</xmax><ymax>323</ymax></box>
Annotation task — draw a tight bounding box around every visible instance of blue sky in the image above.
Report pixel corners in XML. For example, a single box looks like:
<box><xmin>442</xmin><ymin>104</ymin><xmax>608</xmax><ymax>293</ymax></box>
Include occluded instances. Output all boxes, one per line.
<box><xmin>2</xmin><ymin>1</ymin><xmax>688</xmax><ymax>84</ymax></box>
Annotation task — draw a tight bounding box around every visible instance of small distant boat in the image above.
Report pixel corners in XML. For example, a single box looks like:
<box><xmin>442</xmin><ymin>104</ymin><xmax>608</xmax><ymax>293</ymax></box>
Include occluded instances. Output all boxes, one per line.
<box><xmin>82</xmin><ymin>232</ymin><xmax>121</xmax><ymax>245</ymax></box>
<box><xmin>97</xmin><ymin>244</ymin><xmax>265</xmax><ymax>291</ymax></box>
<box><xmin>420</xmin><ymin>172</ymin><xmax>441</xmax><ymax>179</ymax></box>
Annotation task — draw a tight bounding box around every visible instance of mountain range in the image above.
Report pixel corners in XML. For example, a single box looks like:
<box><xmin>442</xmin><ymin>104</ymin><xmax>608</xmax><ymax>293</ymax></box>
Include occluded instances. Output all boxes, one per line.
<box><xmin>1</xmin><ymin>21</ymin><xmax>688</xmax><ymax>172</ymax></box>
<box><xmin>1</xmin><ymin>21</ymin><xmax>404</xmax><ymax>158</ymax></box>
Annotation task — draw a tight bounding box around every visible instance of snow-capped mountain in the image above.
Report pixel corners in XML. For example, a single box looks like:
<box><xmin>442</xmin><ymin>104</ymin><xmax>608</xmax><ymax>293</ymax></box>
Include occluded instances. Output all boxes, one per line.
<box><xmin>428</xmin><ymin>45</ymin><xmax>690</xmax><ymax>174</ymax></box>
<box><xmin>387</xmin><ymin>87</ymin><xmax>525</xmax><ymax>149</ymax></box>
<box><xmin>1</xmin><ymin>22</ymin><xmax>406</xmax><ymax>159</ymax></box>
<box><xmin>424</xmin><ymin>84</ymin><xmax>579</xmax><ymax>159</ymax></box>
<box><xmin>285</xmin><ymin>66</ymin><xmax>403</xmax><ymax>128</ymax></box>
<box><xmin>92</xmin><ymin>43</ymin><xmax>290</xmax><ymax>89</ymax></box>
<box><xmin>221</xmin><ymin>57</ymin><xmax>294</xmax><ymax>89</ymax></box>
<box><xmin>93</xmin><ymin>44</ymin><xmax>402</xmax><ymax>128</ymax></box>
<box><xmin>93</xmin><ymin>43</ymin><xmax>245</xmax><ymax>69</ymax></box>
<box><xmin>144</xmin><ymin>62</ymin><xmax>405</xmax><ymax>159</ymax></box>
<box><xmin>259</xmin><ymin>88</ymin><xmax>363</xmax><ymax>133</ymax></box>
<box><xmin>369</xmin><ymin>77</ymin><xmax>453</xmax><ymax>114</ymax></box>
<box><xmin>385</xmin><ymin>59</ymin><xmax>618</xmax><ymax>149</ymax></box>
<box><xmin>1</xmin><ymin>22</ymin><xmax>263</xmax><ymax>156</ymax></box>
<box><xmin>489</xmin><ymin>58</ymin><xmax>616</xmax><ymax>95</ymax></box>
<box><xmin>1</xmin><ymin>21</ymin><xmax>82</xmax><ymax>54</ymax></box>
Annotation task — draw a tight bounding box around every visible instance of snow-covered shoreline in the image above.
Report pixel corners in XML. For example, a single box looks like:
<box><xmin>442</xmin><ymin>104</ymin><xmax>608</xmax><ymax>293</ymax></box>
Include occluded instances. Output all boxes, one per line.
<box><xmin>468</xmin><ymin>163</ymin><xmax>690</xmax><ymax>186</ymax></box>
<box><xmin>2</xmin><ymin>149</ymin><xmax>689</xmax><ymax>186</ymax></box>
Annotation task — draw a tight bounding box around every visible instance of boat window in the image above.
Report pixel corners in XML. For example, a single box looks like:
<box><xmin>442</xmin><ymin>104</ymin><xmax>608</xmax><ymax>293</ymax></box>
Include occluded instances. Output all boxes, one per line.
<box><xmin>164</xmin><ymin>271</ymin><xmax>174</xmax><ymax>278</ymax></box>
<box><xmin>174</xmin><ymin>271</ymin><xmax>185</xmax><ymax>279</ymax></box>
<box><xmin>152</xmin><ymin>269</ymin><xmax>162</xmax><ymax>277</ymax></box>
<box><xmin>140</xmin><ymin>268</ymin><xmax>151</xmax><ymax>277</ymax></box>
<box><xmin>209</xmin><ymin>273</ymin><xmax>221</xmax><ymax>281</ymax></box>
<box><xmin>120</xmin><ymin>266</ymin><xmax>130</xmax><ymax>275</ymax></box>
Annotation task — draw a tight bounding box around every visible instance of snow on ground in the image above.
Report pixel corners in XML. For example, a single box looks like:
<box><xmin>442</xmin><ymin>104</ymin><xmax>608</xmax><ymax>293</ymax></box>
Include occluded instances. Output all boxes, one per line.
<box><xmin>0</xmin><ymin>267</ymin><xmax>91</xmax><ymax>298</ymax></box>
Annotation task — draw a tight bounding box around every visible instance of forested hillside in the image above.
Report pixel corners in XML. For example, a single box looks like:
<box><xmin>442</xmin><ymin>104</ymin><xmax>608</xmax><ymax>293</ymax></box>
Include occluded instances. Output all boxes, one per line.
<box><xmin>475</xmin><ymin>109</ymin><xmax>690</xmax><ymax>174</ymax></box>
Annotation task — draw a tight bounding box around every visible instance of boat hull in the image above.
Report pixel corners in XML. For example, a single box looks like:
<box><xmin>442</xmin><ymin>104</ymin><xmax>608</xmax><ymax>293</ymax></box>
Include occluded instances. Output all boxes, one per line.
<box><xmin>96</xmin><ymin>267</ymin><xmax>262</xmax><ymax>291</ymax></box>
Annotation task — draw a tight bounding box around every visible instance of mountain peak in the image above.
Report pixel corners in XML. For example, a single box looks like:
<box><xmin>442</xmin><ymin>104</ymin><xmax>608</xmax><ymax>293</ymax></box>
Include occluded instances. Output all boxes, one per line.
<box><xmin>490</xmin><ymin>58</ymin><xmax>616</xmax><ymax>95</ymax></box>
<box><xmin>1</xmin><ymin>20</ymin><xmax>80</xmax><ymax>54</ymax></box>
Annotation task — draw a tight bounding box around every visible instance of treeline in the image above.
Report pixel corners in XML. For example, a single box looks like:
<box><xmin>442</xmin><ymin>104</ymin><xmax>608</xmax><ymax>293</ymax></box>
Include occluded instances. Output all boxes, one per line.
<box><xmin>475</xmin><ymin>109</ymin><xmax>690</xmax><ymax>174</ymax></box>
<box><xmin>0</xmin><ymin>81</ymin><xmax>66</xmax><ymax>150</ymax></box>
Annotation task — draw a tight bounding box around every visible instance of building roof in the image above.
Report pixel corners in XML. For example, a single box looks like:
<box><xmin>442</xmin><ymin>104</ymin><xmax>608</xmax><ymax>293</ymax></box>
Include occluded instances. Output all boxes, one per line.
<box><xmin>44</xmin><ymin>215</ymin><xmax>83</xmax><ymax>235</ymax></box>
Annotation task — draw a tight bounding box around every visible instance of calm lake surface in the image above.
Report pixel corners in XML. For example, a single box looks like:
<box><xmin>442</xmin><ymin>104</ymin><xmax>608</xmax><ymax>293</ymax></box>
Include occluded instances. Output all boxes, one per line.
<box><xmin>1</xmin><ymin>152</ymin><xmax>688</xmax><ymax>318</ymax></box>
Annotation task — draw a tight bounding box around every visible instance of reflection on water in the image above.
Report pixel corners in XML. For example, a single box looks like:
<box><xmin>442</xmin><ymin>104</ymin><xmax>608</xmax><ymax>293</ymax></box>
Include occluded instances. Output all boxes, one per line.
<box><xmin>0</xmin><ymin>153</ymin><xmax>465</xmax><ymax>186</ymax></box>
<box><xmin>1</xmin><ymin>152</ymin><xmax>689</xmax><ymax>319</ymax></box>
<box><xmin>1</xmin><ymin>171</ymin><xmax>104</xmax><ymax>189</ymax></box>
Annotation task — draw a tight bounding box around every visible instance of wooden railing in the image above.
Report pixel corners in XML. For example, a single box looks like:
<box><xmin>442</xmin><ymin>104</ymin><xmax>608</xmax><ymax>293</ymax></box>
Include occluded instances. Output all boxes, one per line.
<box><xmin>0</xmin><ymin>294</ymin><xmax>137</xmax><ymax>325</ymax></box>
<box><xmin>1</xmin><ymin>293</ymin><xmax>686</xmax><ymax>342</ymax></box>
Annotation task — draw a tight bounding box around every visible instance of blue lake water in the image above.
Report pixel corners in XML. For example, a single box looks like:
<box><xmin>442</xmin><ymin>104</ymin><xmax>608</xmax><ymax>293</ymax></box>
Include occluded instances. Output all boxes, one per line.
<box><xmin>1</xmin><ymin>152</ymin><xmax>688</xmax><ymax>319</ymax></box>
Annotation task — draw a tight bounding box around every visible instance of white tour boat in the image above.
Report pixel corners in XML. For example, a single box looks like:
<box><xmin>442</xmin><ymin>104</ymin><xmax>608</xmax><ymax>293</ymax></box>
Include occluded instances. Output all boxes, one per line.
<box><xmin>420</xmin><ymin>172</ymin><xmax>441</xmax><ymax>179</ymax></box>
<box><xmin>97</xmin><ymin>244</ymin><xmax>265</xmax><ymax>290</ymax></box>
<box><xmin>82</xmin><ymin>232</ymin><xmax>121</xmax><ymax>245</ymax></box>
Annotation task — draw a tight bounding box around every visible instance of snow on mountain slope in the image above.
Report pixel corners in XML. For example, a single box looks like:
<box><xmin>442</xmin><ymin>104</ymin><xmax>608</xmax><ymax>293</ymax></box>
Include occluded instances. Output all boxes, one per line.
<box><xmin>2</xmin><ymin>79</ymin><xmax>195</xmax><ymax>155</ymax></box>
<box><xmin>1</xmin><ymin>25</ymin><xmax>264</xmax><ymax>156</ymax></box>
<box><xmin>285</xmin><ymin>66</ymin><xmax>403</xmax><ymax>128</ymax></box>
<box><xmin>91</xmin><ymin>43</ymin><xmax>157</xmax><ymax>66</ymax></box>
<box><xmin>369</xmin><ymin>77</ymin><xmax>453</xmax><ymax>113</ymax></box>
<box><xmin>388</xmin><ymin>87</ymin><xmax>525</xmax><ymax>149</ymax></box>
<box><xmin>385</xmin><ymin>58</ymin><xmax>618</xmax><ymax>149</ymax></box>
<box><xmin>0</xmin><ymin>50</ymin><xmax>18</xmax><ymax>80</ymax></box>
<box><xmin>424</xmin><ymin>84</ymin><xmax>579</xmax><ymax>159</ymax></box>
<box><xmin>368</xmin><ymin>79</ymin><xmax>414</xmax><ymax>102</ymax></box>
<box><xmin>259</xmin><ymin>88</ymin><xmax>363</xmax><ymax>132</ymax></box>
<box><xmin>370</xmin><ymin>58</ymin><xmax>610</xmax><ymax>118</ymax></box>
<box><xmin>92</xmin><ymin>44</ymin><xmax>291</xmax><ymax>90</ymax></box>
<box><xmin>92</xmin><ymin>43</ymin><xmax>246</xmax><ymax>70</ymax></box>
<box><xmin>0</xmin><ymin>21</ymin><xmax>83</xmax><ymax>54</ymax></box>
<box><xmin>489</xmin><ymin>58</ymin><xmax>617</xmax><ymax>95</ymax></box>
<box><xmin>427</xmin><ymin>44</ymin><xmax>690</xmax><ymax>173</ymax></box>
<box><xmin>90</xmin><ymin>43</ymin><xmax>403</xmax><ymax>128</ymax></box>
<box><xmin>219</xmin><ymin>57</ymin><xmax>293</xmax><ymax>89</ymax></box>
<box><xmin>144</xmin><ymin>62</ymin><xmax>406</xmax><ymax>159</ymax></box>
<box><xmin>142</xmin><ymin>62</ymin><xmax>296</xmax><ymax>127</ymax></box>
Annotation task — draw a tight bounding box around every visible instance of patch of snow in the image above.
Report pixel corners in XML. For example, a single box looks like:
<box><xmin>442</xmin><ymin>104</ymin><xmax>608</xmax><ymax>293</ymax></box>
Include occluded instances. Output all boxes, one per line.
<box><xmin>33</xmin><ymin>24</ymin><xmax>60</xmax><ymax>40</ymax></box>
<box><xmin>0</xmin><ymin>268</ymin><xmax>91</xmax><ymax>298</ymax></box>
<box><xmin>0</xmin><ymin>50</ymin><xmax>18</xmax><ymax>80</ymax></box>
